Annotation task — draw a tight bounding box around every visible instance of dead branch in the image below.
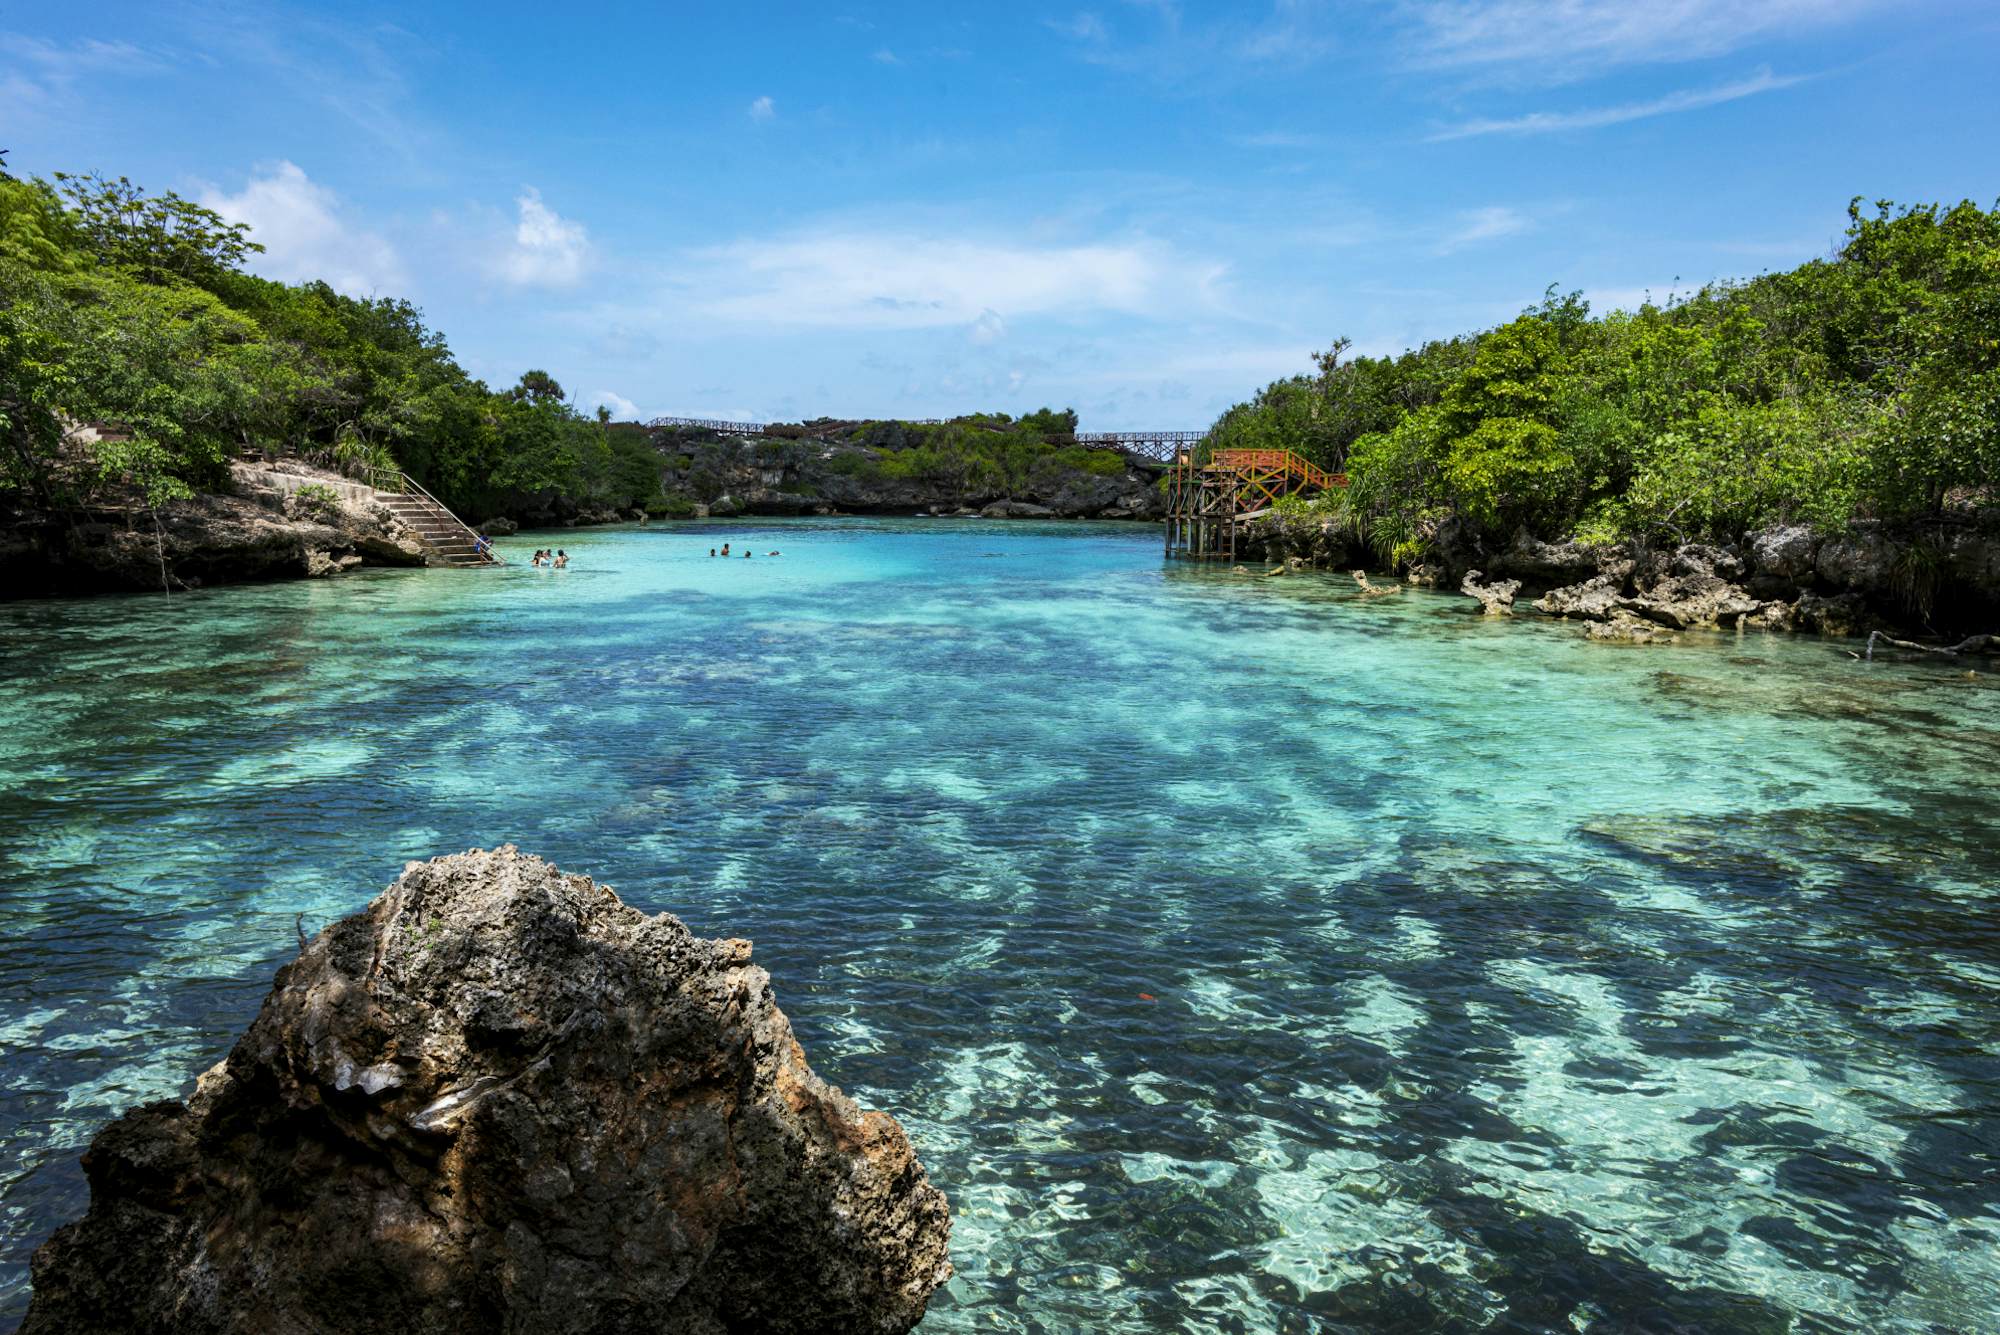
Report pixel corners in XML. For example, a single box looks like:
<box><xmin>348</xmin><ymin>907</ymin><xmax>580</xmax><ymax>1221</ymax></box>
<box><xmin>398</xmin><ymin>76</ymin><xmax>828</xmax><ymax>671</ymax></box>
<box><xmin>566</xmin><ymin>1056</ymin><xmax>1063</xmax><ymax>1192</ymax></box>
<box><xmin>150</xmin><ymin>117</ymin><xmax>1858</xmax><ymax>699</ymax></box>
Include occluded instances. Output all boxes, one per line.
<box><xmin>1865</xmin><ymin>630</ymin><xmax>1997</xmax><ymax>660</ymax></box>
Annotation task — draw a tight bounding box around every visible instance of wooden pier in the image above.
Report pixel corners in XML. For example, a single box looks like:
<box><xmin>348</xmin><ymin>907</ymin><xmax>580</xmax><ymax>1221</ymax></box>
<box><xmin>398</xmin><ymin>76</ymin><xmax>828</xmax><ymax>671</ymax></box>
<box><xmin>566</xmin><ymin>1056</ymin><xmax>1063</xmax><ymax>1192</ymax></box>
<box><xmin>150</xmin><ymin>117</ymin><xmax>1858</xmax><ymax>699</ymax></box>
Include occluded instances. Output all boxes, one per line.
<box><xmin>1164</xmin><ymin>448</ymin><xmax>1344</xmax><ymax>561</ymax></box>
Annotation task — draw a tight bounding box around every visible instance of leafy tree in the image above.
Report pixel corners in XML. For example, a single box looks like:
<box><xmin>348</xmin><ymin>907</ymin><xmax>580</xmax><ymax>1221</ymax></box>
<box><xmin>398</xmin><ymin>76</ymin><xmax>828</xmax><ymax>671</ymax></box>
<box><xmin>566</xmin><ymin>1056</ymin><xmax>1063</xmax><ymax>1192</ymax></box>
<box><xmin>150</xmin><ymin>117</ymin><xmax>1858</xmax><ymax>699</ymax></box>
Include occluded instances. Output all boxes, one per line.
<box><xmin>52</xmin><ymin>172</ymin><xmax>261</xmax><ymax>285</ymax></box>
<box><xmin>508</xmin><ymin>369</ymin><xmax>565</xmax><ymax>404</ymax></box>
<box><xmin>1432</xmin><ymin>315</ymin><xmax>1578</xmax><ymax>531</ymax></box>
<box><xmin>1016</xmin><ymin>406</ymin><xmax>1079</xmax><ymax>436</ymax></box>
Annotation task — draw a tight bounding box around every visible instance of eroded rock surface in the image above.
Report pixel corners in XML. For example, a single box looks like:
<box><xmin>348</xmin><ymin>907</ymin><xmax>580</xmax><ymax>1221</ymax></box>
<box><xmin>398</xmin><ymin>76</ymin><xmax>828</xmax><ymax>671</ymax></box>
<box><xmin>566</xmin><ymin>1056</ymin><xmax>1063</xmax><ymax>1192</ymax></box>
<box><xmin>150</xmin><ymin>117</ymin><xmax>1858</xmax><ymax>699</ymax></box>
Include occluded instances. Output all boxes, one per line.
<box><xmin>1460</xmin><ymin>569</ymin><xmax>1522</xmax><ymax>615</ymax></box>
<box><xmin>1488</xmin><ymin>534</ymin><xmax>1607</xmax><ymax>585</ymax></box>
<box><xmin>1533</xmin><ymin>574</ymin><xmax>1623</xmax><ymax>619</ymax></box>
<box><xmin>1585</xmin><ymin>610</ymin><xmax>1678</xmax><ymax>645</ymax></box>
<box><xmin>0</xmin><ymin>461</ymin><xmax>428</xmax><ymax>599</ymax></box>
<box><xmin>1626</xmin><ymin>572</ymin><xmax>1765</xmax><ymax>631</ymax></box>
<box><xmin>1237</xmin><ymin>511</ymin><xmax>1366</xmax><ymax>570</ymax></box>
<box><xmin>25</xmin><ymin>846</ymin><xmax>952</xmax><ymax>1335</ymax></box>
<box><xmin>1240</xmin><ymin>509</ymin><xmax>1997</xmax><ymax>643</ymax></box>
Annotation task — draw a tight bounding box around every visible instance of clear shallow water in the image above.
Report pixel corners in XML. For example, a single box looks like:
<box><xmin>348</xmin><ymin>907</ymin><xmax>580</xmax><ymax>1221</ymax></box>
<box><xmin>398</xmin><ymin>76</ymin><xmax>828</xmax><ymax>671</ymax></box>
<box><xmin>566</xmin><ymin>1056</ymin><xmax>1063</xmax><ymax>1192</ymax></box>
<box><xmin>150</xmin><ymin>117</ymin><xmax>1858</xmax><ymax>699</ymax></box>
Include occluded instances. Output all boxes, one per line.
<box><xmin>2</xmin><ymin>517</ymin><xmax>1998</xmax><ymax>1332</ymax></box>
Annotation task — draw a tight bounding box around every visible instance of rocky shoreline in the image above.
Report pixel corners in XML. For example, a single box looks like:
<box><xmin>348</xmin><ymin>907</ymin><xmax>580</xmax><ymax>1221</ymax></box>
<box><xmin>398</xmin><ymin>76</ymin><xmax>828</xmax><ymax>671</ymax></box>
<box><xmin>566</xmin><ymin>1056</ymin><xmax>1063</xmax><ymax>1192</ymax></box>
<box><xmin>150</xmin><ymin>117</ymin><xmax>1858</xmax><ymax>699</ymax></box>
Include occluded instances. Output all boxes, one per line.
<box><xmin>0</xmin><ymin>461</ymin><xmax>436</xmax><ymax>599</ymax></box>
<box><xmin>1242</xmin><ymin>511</ymin><xmax>2000</xmax><ymax>646</ymax></box>
<box><xmin>0</xmin><ymin>443</ymin><xmax>1166</xmax><ymax>599</ymax></box>
<box><xmin>23</xmin><ymin>846</ymin><xmax>952</xmax><ymax>1334</ymax></box>
<box><xmin>15</xmin><ymin>444</ymin><xmax>1991</xmax><ymax>653</ymax></box>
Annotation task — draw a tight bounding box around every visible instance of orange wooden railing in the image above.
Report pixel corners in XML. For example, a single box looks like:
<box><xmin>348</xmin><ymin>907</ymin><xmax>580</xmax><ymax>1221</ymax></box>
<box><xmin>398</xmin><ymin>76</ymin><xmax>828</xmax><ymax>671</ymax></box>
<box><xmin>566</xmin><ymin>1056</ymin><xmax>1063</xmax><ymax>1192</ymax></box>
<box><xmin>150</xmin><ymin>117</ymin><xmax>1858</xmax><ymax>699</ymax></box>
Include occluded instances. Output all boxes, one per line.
<box><xmin>1208</xmin><ymin>448</ymin><xmax>1346</xmax><ymax>490</ymax></box>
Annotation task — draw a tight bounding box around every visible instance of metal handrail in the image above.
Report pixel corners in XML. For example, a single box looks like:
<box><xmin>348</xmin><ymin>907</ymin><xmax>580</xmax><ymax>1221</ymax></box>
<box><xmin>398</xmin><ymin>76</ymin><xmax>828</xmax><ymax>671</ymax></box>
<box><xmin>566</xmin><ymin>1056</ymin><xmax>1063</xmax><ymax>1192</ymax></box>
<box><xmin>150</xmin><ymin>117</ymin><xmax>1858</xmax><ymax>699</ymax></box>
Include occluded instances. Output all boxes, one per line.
<box><xmin>650</xmin><ymin>415</ymin><xmax>769</xmax><ymax>434</ymax></box>
<box><xmin>370</xmin><ymin>467</ymin><xmax>503</xmax><ymax>565</ymax></box>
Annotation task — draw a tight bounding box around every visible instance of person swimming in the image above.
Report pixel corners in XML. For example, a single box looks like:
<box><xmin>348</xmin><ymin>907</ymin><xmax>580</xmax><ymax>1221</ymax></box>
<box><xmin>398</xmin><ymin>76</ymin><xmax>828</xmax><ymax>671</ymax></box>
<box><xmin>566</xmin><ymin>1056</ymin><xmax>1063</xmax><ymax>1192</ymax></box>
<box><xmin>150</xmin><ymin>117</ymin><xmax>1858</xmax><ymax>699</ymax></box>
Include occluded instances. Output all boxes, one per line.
<box><xmin>554</xmin><ymin>550</ymin><xmax>569</xmax><ymax>569</ymax></box>
<box><xmin>720</xmin><ymin>543</ymin><xmax>730</xmax><ymax>557</ymax></box>
<box><xmin>709</xmin><ymin>548</ymin><xmax>717</xmax><ymax>557</ymax></box>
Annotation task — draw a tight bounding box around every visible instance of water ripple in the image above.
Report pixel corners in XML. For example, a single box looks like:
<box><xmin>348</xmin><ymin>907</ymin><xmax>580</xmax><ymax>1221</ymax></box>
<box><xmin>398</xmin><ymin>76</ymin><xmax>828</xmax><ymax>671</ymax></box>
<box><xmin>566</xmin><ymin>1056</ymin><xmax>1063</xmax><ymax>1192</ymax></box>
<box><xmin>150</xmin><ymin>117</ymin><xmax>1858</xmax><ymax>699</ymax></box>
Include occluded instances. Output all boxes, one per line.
<box><xmin>1</xmin><ymin>518</ymin><xmax>1997</xmax><ymax>1331</ymax></box>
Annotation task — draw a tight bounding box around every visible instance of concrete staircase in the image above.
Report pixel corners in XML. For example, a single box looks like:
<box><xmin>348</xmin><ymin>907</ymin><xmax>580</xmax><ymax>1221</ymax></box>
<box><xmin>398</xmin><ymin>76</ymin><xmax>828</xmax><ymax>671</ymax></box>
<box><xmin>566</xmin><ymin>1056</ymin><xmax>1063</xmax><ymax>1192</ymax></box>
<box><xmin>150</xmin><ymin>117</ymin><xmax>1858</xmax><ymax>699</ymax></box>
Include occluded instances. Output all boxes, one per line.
<box><xmin>373</xmin><ymin>489</ymin><xmax>501</xmax><ymax>567</ymax></box>
<box><xmin>231</xmin><ymin>461</ymin><xmax>501</xmax><ymax>568</ymax></box>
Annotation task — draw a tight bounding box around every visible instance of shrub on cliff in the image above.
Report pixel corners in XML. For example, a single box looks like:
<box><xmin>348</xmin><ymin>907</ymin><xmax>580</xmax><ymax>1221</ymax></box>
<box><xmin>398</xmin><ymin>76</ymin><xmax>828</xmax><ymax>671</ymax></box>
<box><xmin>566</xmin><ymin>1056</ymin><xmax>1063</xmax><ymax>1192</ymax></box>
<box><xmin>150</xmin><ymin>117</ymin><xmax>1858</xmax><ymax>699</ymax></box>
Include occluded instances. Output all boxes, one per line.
<box><xmin>284</xmin><ymin>482</ymin><xmax>346</xmax><ymax>524</ymax></box>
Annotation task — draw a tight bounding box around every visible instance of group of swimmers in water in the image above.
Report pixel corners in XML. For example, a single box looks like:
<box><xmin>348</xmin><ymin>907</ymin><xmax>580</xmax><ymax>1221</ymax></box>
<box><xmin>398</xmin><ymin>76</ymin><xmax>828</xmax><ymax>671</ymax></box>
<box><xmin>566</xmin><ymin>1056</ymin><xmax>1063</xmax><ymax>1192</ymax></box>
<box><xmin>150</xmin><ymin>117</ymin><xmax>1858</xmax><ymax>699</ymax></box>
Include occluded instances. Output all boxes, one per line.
<box><xmin>470</xmin><ymin>539</ymin><xmax>784</xmax><ymax>568</ymax></box>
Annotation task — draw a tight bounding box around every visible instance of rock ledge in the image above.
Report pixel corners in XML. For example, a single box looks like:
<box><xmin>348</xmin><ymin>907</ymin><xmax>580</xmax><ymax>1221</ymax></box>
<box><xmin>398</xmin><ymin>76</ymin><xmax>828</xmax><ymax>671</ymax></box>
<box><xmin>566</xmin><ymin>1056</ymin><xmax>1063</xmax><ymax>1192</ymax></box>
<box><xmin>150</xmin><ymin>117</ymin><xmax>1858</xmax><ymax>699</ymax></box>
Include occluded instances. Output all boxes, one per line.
<box><xmin>25</xmin><ymin>846</ymin><xmax>951</xmax><ymax>1335</ymax></box>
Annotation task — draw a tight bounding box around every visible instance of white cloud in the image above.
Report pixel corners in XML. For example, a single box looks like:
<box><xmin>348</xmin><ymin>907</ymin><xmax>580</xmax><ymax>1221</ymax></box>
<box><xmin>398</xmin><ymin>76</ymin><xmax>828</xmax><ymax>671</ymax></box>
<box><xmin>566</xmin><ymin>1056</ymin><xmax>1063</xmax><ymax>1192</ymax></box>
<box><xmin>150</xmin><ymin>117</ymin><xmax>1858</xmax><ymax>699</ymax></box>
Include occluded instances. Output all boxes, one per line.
<box><xmin>1438</xmin><ymin>205</ymin><xmax>1531</xmax><ymax>252</ymax></box>
<box><xmin>969</xmin><ymin>308</ymin><xmax>1007</xmax><ymax>345</ymax></box>
<box><xmin>590</xmin><ymin>390</ymin><xmax>642</xmax><ymax>420</ymax></box>
<box><xmin>498</xmin><ymin>187</ymin><xmax>589</xmax><ymax>287</ymax></box>
<box><xmin>1233</xmin><ymin>130</ymin><xmax>1328</xmax><ymax>149</ymax></box>
<box><xmin>194</xmin><ymin>17</ymin><xmax>435</xmax><ymax>168</ymax></box>
<box><xmin>748</xmin><ymin>95</ymin><xmax>775</xmax><ymax>122</ymax></box>
<box><xmin>0</xmin><ymin>34</ymin><xmax>169</xmax><ymax>128</ymax></box>
<box><xmin>199</xmin><ymin>161</ymin><xmax>404</xmax><ymax>296</ymax></box>
<box><xmin>1046</xmin><ymin>2</ymin><xmax>1336</xmax><ymax>78</ymax></box>
<box><xmin>1046</xmin><ymin>12</ymin><xmax>1109</xmax><ymax>42</ymax></box>
<box><xmin>1400</xmin><ymin>0</ymin><xmax>1880</xmax><ymax>78</ymax></box>
<box><xmin>872</xmin><ymin>48</ymin><xmax>901</xmax><ymax>64</ymax></box>
<box><xmin>0</xmin><ymin>33</ymin><xmax>162</xmax><ymax>76</ymax></box>
<box><xmin>683</xmin><ymin>229</ymin><xmax>1227</xmax><ymax>330</ymax></box>
<box><xmin>1430</xmin><ymin>68</ymin><xmax>1810</xmax><ymax>138</ymax></box>
<box><xmin>1235</xmin><ymin>0</ymin><xmax>1338</xmax><ymax>63</ymax></box>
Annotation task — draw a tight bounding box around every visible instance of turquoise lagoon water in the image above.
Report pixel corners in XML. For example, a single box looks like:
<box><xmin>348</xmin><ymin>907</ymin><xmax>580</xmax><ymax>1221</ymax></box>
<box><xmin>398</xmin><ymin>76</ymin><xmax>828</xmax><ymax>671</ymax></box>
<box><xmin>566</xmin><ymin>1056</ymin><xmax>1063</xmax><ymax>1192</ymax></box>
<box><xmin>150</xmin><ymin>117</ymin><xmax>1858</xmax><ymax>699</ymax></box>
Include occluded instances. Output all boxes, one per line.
<box><xmin>2</xmin><ymin>517</ymin><xmax>1998</xmax><ymax>1332</ymax></box>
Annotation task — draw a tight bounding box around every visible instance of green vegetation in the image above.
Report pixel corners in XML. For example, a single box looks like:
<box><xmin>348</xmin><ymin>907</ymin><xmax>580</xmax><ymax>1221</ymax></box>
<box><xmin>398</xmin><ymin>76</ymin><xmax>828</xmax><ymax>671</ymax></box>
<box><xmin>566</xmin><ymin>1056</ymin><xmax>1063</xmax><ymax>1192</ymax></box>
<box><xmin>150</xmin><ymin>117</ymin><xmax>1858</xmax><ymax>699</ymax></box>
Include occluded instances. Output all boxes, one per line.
<box><xmin>1214</xmin><ymin>199</ymin><xmax>2000</xmax><ymax>565</ymax></box>
<box><xmin>286</xmin><ymin>482</ymin><xmax>345</xmax><ymax>524</ymax></box>
<box><xmin>658</xmin><ymin>410</ymin><xmax>1107</xmax><ymax>504</ymax></box>
<box><xmin>0</xmin><ymin>166</ymin><xmax>663</xmax><ymax>521</ymax></box>
<box><xmin>837</xmin><ymin>413</ymin><xmax>1105</xmax><ymax>493</ymax></box>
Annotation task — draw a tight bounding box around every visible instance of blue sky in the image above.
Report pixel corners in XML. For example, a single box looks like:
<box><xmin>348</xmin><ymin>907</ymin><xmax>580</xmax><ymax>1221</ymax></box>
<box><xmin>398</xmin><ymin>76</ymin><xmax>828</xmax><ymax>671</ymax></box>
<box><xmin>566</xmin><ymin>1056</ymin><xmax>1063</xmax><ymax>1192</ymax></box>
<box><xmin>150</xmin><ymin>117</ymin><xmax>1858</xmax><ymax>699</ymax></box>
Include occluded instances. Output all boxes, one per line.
<box><xmin>7</xmin><ymin>1</ymin><xmax>1998</xmax><ymax>428</ymax></box>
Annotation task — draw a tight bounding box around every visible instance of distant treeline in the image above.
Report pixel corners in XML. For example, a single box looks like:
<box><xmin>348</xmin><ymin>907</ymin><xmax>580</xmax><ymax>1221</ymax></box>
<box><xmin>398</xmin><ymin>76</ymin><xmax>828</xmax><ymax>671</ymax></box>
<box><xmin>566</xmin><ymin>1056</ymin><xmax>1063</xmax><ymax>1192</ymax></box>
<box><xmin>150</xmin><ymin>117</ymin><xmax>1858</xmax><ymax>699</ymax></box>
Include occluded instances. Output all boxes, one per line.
<box><xmin>1211</xmin><ymin>198</ymin><xmax>1999</xmax><ymax>564</ymax></box>
<box><xmin>650</xmin><ymin>411</ymin><xmax>1114</xmax><ymax>502</ymax></box>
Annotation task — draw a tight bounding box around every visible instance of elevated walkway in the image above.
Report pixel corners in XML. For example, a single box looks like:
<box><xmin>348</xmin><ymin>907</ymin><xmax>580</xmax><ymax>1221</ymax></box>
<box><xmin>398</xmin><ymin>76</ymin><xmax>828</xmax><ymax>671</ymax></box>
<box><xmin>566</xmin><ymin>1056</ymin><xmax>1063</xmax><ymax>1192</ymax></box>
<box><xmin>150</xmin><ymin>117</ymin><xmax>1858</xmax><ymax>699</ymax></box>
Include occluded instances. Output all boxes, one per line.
<box><xmin>1164</xmin><ymin>448</ymin><xmax>1345</xmax><ymax>561</ymax></box>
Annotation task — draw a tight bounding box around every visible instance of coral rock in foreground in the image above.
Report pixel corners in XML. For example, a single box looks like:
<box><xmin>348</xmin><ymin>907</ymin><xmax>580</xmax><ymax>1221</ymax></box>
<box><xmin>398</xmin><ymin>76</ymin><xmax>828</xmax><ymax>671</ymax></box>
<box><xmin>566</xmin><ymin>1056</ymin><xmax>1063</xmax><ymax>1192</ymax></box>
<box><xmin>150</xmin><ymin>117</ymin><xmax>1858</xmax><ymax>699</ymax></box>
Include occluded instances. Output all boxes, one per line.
<box><xmin>25</xmin><ymin>847</ymin><xmax>952</xmax><ymax>1334</ymax></box>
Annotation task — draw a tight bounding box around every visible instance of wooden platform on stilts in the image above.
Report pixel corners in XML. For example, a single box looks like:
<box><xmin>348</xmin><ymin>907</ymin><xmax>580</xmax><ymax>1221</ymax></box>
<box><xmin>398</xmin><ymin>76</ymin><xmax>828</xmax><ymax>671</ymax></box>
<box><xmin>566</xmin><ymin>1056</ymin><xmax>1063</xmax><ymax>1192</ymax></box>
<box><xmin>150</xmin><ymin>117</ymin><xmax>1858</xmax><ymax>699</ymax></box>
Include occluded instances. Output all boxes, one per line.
<box><xmin>1163</xmin><ymin>448</ymin><xmax>1345</xmax><ymax>560</ymax></box>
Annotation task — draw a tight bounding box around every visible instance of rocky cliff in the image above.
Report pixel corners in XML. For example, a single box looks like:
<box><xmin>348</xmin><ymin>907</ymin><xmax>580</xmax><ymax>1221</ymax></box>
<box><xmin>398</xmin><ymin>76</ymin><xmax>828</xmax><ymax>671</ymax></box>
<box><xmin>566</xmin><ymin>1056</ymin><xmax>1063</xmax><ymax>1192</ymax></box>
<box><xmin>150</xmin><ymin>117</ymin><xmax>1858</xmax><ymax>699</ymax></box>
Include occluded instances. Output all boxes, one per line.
<box><xmin>24</xmin><ymin>846</ymin><xmax>952</xmax><ymax>1335</ymax></box>
<box><xmin>0</xmin><ymin>461</ymin><xmax>428</xmax><ymax>599</ymax></box>
<box><xmin>1242</xmin><ymin>511</ymin><xmax>2000</xmax><ymax>642</ymax></box>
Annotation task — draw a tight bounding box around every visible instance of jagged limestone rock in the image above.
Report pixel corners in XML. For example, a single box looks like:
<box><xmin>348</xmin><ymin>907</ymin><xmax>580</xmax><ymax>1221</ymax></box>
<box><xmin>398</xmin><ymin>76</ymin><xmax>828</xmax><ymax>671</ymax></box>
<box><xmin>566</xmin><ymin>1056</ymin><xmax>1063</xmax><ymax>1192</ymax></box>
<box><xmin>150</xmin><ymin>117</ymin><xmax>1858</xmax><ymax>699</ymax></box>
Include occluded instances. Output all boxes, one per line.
<box><xmin>1460</xmin><ymin>569</ymin><xmax>1522</xmax><ymax>616</ymax></box>
<box><xmin>1794</xmin><ymin>590</ymin><xmax>1873</xmax><ymax>638</ymax></box>
<box><xmin>25</xmin><ymin>846</ymin><xmax>952</xmax><ymax>1335</ymax></box>
<box><xmin>1586</xmin><ymin>611</ymin><xmax>1678</xmax><ymax>645</ymax></box>
<box><xmin>1533</xmin><ymin>574</ymin><xmax>1624</xmax><ymax>620</ymax></box>
<box><xmin>1626</xmin><ymin>572</ymin><xmax>1765</xmax><ymax>631</ymax></box>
